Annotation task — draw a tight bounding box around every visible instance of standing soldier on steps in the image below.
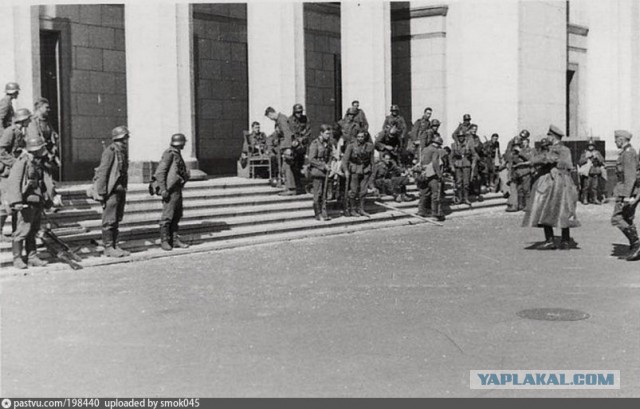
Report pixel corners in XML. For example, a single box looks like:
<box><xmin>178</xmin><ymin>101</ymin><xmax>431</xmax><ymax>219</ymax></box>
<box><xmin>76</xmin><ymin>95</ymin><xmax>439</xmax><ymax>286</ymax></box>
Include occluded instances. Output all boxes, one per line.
<box><xmin>416</xmin><ymin>135</ymin><xmax>445</xmax><ymax>221</ymax></box>
<box><xmin>451</xmin><ymin>130</ymin><xmax>477</xmax><ymax>205</ymax></box>
<box><xmin>288</xmin><ymin>103</ymin><xmax>310</xmax><ymax>193</ymax></box>
<box><xmin>27</xmin><ymin>98</ymin><xmax>61</xmax><ymax>179</ymax></box>
<box><xmin>0</xmin><ymin>82</ymin><xmax>20</xmax><ymax>131</ymax></box>
<box><xmin>156</xmin><ymin>133</ymin><xmax>191</xmax><ymax>251</ymax></box>
<box><xmin>308</xmin><ymin>124</ymin><xmax>334</xmax><ymax>221</ymax></box>
<box><xmin>95</xmin><ymin>126</ymin><xmax>130</xmax><ymax>258</ymax></box>
<box><xmin>5</xmin><ymin>134</ymin><xmax>56</xmax><ymax>269</ymax></box>
<box><xmin>265</xmin><ymin>106</ymin><xmax>299</xmax><ymax>195</ymax></box>
<box><xmin>0</xmin><ymin>108</ymin><xmax>31</xmax><ymax>240</ymax></box>
<box><xmin>343</xmin><ymin>131</ymin><xmax>375</xmax><ymax>217</ymax></box>
<box><xmin>610</xmin><ymin>130</ymin><xmax>640</xmax><ymax>260</ymax></box>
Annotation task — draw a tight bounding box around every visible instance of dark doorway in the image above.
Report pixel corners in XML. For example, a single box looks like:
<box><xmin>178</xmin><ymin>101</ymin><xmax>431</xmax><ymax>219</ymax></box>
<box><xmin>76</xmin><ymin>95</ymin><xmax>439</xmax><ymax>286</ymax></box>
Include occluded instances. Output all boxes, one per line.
<box><xmin>566</xmin><ymin>67</ymin><xmax>578</xmax><ymax>137</ymax></box>
<box><xmin>40</xmin><ymin>30</ymin><xmax>62</xmax><ymax>181</ymax></box>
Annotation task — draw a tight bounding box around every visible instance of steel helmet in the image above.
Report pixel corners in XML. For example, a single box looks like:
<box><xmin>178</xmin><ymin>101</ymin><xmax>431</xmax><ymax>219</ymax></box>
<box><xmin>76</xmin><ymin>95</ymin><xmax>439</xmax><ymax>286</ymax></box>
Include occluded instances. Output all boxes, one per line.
<box><xmin>519</xmin><ymin>129</ymin><xmax>531</xmax><ymax>139</ymax></box>
<box><xmin>432</xmin><ymin>136</ymin><xmax>443</xmax><ymax>146</ymax></box>
<box><xmin>25</xmin><ymin>134</ymin><xmax>46</xmax><ymax>152</ymax></box>
<box><xmin>14</xmin><ymin>108</ymin><xmax>31</xmax><ymax>123</ymax></box>
<box><xmin>431</xmin><ymin>119</ymin><xmax>441</xmax><ymax>126</ymax></box>
<box><xmin>111</xmin><ymin>125</ymin><xmax>130</xmax><ymax>140</ymax></box>
<box><xmin>171</xmin><ymin>133</ymin><xmax>187</xmax><ymax>147</ymax></box>
<box><xmin>293</xmin><ymin>103</ymin><xmax>304</xmax><ymax>113</ymax></box>
<box><xmin>5</xmin><ymin>82</ymin><xmax>20</xmax><ymax>94</ymax></box>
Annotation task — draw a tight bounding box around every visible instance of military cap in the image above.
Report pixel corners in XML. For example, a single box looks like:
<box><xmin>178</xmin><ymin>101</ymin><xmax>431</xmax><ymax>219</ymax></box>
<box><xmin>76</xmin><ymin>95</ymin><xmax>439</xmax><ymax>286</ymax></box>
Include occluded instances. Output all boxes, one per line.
<box><xmin>457</xmin><ymin>130</ymin><xmax>466</xmax><ymax>137</ymax></box>
<box><xmin>463</xmin><ymin>114</ymin><xmax>471</xmax><ymax>121</ymax></box>
<box><xmin>519</xmin><ymin>129</ymin><xmax>530</xmax><ymax>139</ymax></box>
<box><xmin>293</xmin><ymin>103</ymin><xmax>304</xmax><ymax>113</ymax></box>
<box><xmin>614</xmin><ymin>130</ymin><xmax>632</xmax><ymax>140</ymax></box>
<box><xmin>491</xmin><ymin>133</ymin><xmax>499</xmax><ymax>138</ymax></box>
<box><xmin>539</xmin><ymin>137</ymin><xmax>552</xmax><ymax>146</ymax></box>
<box><xmin>546</xmin><ymin>124</ymin><xmax>564</xmax><ymax>139</ymax></box>
<box><xmin>111</xmin><ymin>125</ymin><xmax>130</xmax><ymax>140</ymax></box>
<box><xmin>13</xmin><ymin>108</ymin><xmax>31</xmax><ymax>123</ymax></box>
<box><xmin>346</xmin><ymin>107</ymin><xmax>358</xmax><ymax>115</ymax></box>
<box><xmin>431</xmin><ymin>119</ymin><xmax>441</xmax><ymax>126</ymax></box>
<box><xmin>5</xmin><ymin>82</ymin><xmax>20</xmax><ymax>94</ymax></box>
<box><xmin>390</xmin><ymin>104</ymin><xmax>399</xmax><ymax>112</ymax></box>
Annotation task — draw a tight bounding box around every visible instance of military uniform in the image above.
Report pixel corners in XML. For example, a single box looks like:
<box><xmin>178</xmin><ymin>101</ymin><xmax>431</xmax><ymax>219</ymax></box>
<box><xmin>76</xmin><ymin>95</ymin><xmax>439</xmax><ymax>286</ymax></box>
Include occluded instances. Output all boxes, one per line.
<box><xmin>156</xmin><ymin>145</ymin><xmax>190</xmax><ymax>248</ymax></box>
<box><xmin>407</xmin><ymin>117</ymin><xmax>431</xmax><ymax>160</ymax></box>
<box><xmin>308</xmin><ymin>137</ymin><xmax>333</xmax><ymax>220</ymax></box>
<box><xmin>5</xmin><ymin>150</ymin><xmax>55</xmax><ymax>268</ymax></box>
<box><xmin>95</xmin><ymin>142</ymin><xmax>129</xmax><ymax>255</ymax></box>
<box><xmin>0</xmin><ymin>124</ymin><xmax>27</xmax><ymax>232</ymax></box>
<box><xmin>342</xmin><ymin>139</ymin><xmax>375</xmax><ymax>216</ymax></box>
<box><xmin>451</xmin><ymin>122</ymin><xmax>472</xmax><ymax>140</ymax></box>
<box><xmin>483</xmin><ymin>139</ymin><xmax>502</xmax><ymax>190</ymax></box>
<box><xmin>273</xmin><ymin>113</ymin><xmax>299</xmax><ymax>193</ymax></box>
<box><xmin>382</xmin><ymin>114</ymin><xmax>408</xmax><ymax>146</ymax></box>
<box><xmin>353</xmin><ymin>108</ymin><xmax>369</xmax><ymax>132</ymax></box>
<box><xmin>451</xmin><ymin>137</ymin><xmax>478</xmax><ymax>203</ymax></box>
<box><xmin>416</xmin><ymin>143</ymin><xmax>444</xmax><ymax>219</ymax></box>
<box><xmin>611</xmin><ymin>137</ymin><xmax>638</xmax><ymax>250</ymax></box>
<box><xmin>27</xmin><ymin>114</ymin><xmax>60</xmax><ymax>178</ymax></box>
<box><xmin>374</xmin><ymin>130</ymin><xmax>403</xmax><ymax>163</ymax></box>
<box><xmin>242</xmin><ymin>130</ymin><xmax>268</xmax><ymax>156</ymax></box>
<box><xmin>578</xmin><ymin>147</ymin><xmax>605</xmax><ymax>204</ymax></box>
<box><xmin>0</xmin><ymin>95</ymin><xmax>14</xmax><ymax>131</ymax></box>
<box><xmin>372</xmin><ymin>159</ymin><xmax>409</xmax><ymax>200</ymax></box>
<box><xmin>511</xmin><ymin>144</ymin><xmax>534</xmax><ymax>210</ymax></box>
<box><xmin>337</xmin><ymin>117</ymin><xmax>361</xmax><ymax>151</ymax></box>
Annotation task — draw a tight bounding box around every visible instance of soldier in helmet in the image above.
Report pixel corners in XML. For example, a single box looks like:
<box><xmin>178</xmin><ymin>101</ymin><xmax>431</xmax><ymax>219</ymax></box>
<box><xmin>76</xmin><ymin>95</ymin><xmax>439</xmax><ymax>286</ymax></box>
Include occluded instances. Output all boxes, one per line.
<box><xmin>504</xmin><ymin>129</ymin><xmax>531</xmax><ymax>211</ymax></box>
<box><xmin>510</xmin><ymin>138</ymin><xmax>534</xmax><ymax>211</ymax></box>
<box><xmin>27</xmin><ymin>98</ymin><xmax>61</xmax><ymax>179</ymax></box>
<box><xmin>0</xmin><ymin>82</ymin><xmax>20</xmax><ymax>131</ymax></box>
<box><xmin>288</xmin><ymin>103</ymin><xmax>310</xmax><ymax>192</ymax></box>
<box><xmin>265</xmin><ymin>106</ymin><xmax>300</xmax><ymax>195</ymax></box>
<box><xmin>375</xmin><ymin>122</ymin><xmax>404</xmax><ymax>165</ymax></box>
<box><xmin>451</xmin><ymin>130</ymin><xmax>478</xmax><ymax>205</ymax></box>
<box><xmin>5</xmin><ymin>133</ymin><xmax>56</xmax><ymax>269</ymax></box>
<box><xmin>578</xmin><ymin>138</ymin><xmax>605</xmax><ymax>205</ymax></box>
<box><xmin>372</xmin><ymin>151</ymin><xmax>411</xmax><ymax>203</ymax></box>
<box><xmin>451</xmin><ymin>114</ymin><xmax>472</xmax><ymax>140</ymax></box>
<box><xmin>0</xmin><ymin>108</ymin><xmax>31</xmax><ymax>240</ymax></box>
<box><xmin>382</xmin><ymin>105</ymin><xmax>408</xmax><ymax>148</ymax></box>
<box><xmin>342</xmin><ymin>130</ymin><xmax>375</xmax><ymax>217</ymax></box>
<box><xmin>337</xmin><ymin>107</ymin><xmax>362</xmax><ymax>151</ymax></box>
<box><xmin>155</xmin><ymin>133</ymin><xmax>191</xmax><ymax>251</ymax></box>
<box><xmin>95</xmin><ymin>126</ymin><xmax>131</xmax><ymax>258</ymax></box>
<box><xmin>416</xmin><ymin>135</ymin><xmax>445</xmax><ymax>221</ymax></box>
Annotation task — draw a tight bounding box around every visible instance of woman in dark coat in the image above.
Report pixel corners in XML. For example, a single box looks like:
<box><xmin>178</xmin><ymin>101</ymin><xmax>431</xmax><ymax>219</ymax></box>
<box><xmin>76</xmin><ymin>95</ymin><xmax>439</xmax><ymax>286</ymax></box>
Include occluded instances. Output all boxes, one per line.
<box><xmin>522</xmin><ymin>125</ymin><xmax>580</xmax><ymax>249</ymax></box>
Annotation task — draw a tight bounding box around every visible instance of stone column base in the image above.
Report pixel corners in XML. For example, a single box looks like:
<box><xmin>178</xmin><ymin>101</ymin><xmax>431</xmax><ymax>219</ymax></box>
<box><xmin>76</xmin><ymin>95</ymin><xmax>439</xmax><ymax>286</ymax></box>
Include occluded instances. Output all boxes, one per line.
<box><xmin>129</xmin><ymin>158</ymin><xmax>208</xmax><ymax>183</ymax></box>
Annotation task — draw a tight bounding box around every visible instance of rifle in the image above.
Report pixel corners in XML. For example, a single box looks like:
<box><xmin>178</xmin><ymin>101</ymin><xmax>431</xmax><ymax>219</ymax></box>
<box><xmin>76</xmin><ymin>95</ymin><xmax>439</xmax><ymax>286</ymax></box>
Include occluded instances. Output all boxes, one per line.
<box><xmin>374</xmin><ymin>200</ymin><xmax>443</xmax><ymax>227</ymax></box>
<box><xmin>322</xmin><ymin>164</ymin><xmax>331</xmax><ymax>216</ymax></box>
<box><xmin>40</xmin><ymin>212</ymin><xmax>83</xmax><ymax>270</ymax></box>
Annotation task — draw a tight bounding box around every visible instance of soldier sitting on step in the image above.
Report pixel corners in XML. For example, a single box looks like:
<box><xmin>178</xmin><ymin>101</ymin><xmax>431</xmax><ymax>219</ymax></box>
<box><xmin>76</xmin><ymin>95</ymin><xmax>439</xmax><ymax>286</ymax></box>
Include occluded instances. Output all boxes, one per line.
<box><xmin>372</xmin><ymin>151</ymin><xmax>412</xmax><ymax>203</ymax></box>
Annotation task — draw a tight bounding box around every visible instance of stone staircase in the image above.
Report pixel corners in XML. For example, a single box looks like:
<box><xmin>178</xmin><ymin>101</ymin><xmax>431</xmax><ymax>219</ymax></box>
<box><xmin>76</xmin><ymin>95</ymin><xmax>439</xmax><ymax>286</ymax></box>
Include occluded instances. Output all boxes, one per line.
<box><xmin>0</xmin><ymin>177</ymin><xmax>507</xmax><ymax>271</ymax></box>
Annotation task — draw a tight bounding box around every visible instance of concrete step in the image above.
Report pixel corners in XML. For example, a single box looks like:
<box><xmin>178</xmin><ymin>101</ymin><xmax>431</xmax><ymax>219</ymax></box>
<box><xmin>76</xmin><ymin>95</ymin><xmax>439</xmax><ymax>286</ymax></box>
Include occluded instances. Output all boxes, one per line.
<box><xmin>0</xmin><ymin>197</ymin><xmax>506</xmax><ymax>268</ymax></box>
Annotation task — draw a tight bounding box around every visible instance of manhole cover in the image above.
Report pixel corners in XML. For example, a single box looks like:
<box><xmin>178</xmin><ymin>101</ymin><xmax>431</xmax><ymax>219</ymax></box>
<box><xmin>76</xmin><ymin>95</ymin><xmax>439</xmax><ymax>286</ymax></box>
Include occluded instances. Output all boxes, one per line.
<box><xmin>517</xmin><ymin>308</ymin><xmax>590</xmax><ymax>321</ymax></box>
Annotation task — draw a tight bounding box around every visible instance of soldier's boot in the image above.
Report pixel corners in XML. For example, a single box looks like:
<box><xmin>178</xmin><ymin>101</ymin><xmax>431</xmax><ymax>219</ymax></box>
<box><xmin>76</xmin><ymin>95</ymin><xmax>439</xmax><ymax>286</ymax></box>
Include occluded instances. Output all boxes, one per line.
<box><xmin>625</xmin><ymin>226</ymin><xmax>640</xmax><ymax>260</ymax></box>
<box><xmin>342</xmin><ymin>200</ymin><xmax>352</xmax><ymax>217</ymax></box>
<box><xmin>0</xmin><ymin>215</ymin><xmax>6</xmax><ymax>242</ymax></box>
<box><xmin>350</xmin><ymin>197</ymin><xmax>360</xmax><ymax>217</ymax></box>
<box><xmin>357</xmin><ymin>197</ymin><xmax>370</xmax><ymax>217</ymax></box>
<box><xmin>103</xmin><ymin>230</ymin><xmax>123</xmax><ymax>258</ymax></box>
<box><xmin>113</xmin><ymin>231</ymin><xmax>130</xmax><ymax>257</ymax></box>
<box><xmin>26</xmin><ymin>238</ymin><xmax>48</xmax><ymax>267</ymax></box>
<box><xmin>172</xmin><ymin>229</ymin><xmax>190</xmax><ymax>249</ymax></box>
<box><xmin>461</xmin><ymin>190</ymin><xmax>471</xmax><ymax>206</ymax></box>
<box><xmin>541</xmin><ymin>226</ymin><xmax>557</xmax><ymax>249</ymax></box>
<box><xmin>559</xmin><ymin>228</ymin><xmax>573</xmax><ymax>250</ymax></box>
<box><xmin>313</xmin><ymin>203</ymin><xmax>321</xmax><ymax>220</ymax></box>
<box><xmin>12</xmin><ymin>241</ymin><xmax>27</xmax><ymax>269</ymax></box>
<box><xmin>160</xmin><ymin>225</ymin><xmax>172</xmax><ymax>251</ymax></box>
<box><xmin>320</xmin><ymin>203</ymin><xmax>331</xmax><ymax>222</ymax></box>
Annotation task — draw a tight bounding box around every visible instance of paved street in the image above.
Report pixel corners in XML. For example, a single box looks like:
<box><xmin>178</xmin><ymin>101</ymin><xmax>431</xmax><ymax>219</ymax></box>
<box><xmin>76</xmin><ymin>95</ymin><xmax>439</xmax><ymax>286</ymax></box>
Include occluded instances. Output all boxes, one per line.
<box><xmin>1</xmin><ymin>203</ymin><xmax>639</xmax><ymax>397</ymax></box>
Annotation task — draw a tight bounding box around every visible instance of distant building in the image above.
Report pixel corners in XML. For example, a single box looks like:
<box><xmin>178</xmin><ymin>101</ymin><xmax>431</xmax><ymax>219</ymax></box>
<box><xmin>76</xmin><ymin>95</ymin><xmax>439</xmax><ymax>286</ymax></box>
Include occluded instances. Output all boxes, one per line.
<box><xmin>0</xmin><ymin>1</ymin><xmax>637</xmax><ymax>181</ymax></box>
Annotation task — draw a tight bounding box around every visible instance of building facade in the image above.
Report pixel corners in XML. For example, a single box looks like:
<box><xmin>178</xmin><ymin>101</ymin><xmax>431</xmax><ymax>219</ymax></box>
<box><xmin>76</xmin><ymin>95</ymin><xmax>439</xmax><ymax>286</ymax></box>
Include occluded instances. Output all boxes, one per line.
<box><xmin>0</xmin><ymin>0</ymin><xmax>638</xmax><ymax>182</ymax></box>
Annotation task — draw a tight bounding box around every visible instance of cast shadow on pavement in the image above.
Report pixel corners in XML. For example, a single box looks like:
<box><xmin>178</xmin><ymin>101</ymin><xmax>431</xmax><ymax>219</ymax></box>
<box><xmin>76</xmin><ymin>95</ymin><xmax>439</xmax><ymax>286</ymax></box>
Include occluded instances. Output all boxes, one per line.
<box><xmin>524</xmin><ymin>238</ymin><xmax>581</xmax><ymax>250</ymax></box>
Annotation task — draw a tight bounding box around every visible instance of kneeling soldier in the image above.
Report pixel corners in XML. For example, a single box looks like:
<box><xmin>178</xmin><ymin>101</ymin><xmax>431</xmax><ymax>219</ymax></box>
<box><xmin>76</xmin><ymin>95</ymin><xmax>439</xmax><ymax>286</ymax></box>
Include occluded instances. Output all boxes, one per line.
<box><xmin>156</xmin><ymin>133</ymin><xmax>191</xmax><ymax>250</ymax></box>
<box><xmin>96</xmin><ymin>126</ymin><xmax>130</xmax><ymax>258</ymax></box>
<box><xmin>6</xmin><ymin>134</ymin><xmax>56</xmax><ymax>269</ymax></box>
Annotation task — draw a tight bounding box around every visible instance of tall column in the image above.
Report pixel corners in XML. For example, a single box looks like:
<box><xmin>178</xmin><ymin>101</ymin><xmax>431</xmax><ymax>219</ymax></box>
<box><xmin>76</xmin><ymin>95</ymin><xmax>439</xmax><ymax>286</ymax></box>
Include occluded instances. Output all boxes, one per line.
<box><xmin>247</xmin><ymin>2</ymin><xmax>305</xmax><ymax>135</ymax></box>
<box><xmin>341</xmin><ymin>2</ymin><xmax>392</xmax><ymax>136</ymax></box>
<box><xmin>0</xmin><ymin>5</ymin><xmax>40</xmax><ymax>112</ymax></box>
<box><xmin>125</xmin><ymin>3</ymin><xmax>204</xmax><ymax>182</ymax></box>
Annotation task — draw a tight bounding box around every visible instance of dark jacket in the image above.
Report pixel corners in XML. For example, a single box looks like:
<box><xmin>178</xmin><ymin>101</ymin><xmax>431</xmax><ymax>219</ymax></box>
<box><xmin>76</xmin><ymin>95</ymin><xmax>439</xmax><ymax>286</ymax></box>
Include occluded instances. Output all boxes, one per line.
<box><xmin>342</xmin><ymin>141</ymin><xmax>374</xmax><ymax>174</ymax></box>
<box><xmin>5</xmin><ymin>151</ymin><xmax>55</xmax><ymax>208</ymax></box>
<box><xmin>0</xmin><ymin>96</ymin><xmax>14</xmax><ymax>130</ymax></box>
<box><xmin>451</xmin><ymin>139</ymin><xmax>478</xmax><ymax>168</ymax></box>
<box><xmin>308</xmin><ymin>138</ymin><xmax>333</xmax><ymax>178</ymax></box>
<box><xmin>275</xmin><ymin>113</ymin><xmax>295</xmax><ymax>148</ymax></box>
<box><xmin>420</xmin><ymin>144</ymin><xmax>443</xmax><ymax>179</ymax></box>
<box><xmin>242</xmin><ymin>131</ymin><xmax>268</xmax><ymax>156</ymax></box>
<box><xmin>95</xmin><ymin>143</ymin><xmax>128</xmax><ymax>197</ymax></box>
<box><xmin>382</xmin><ymin>115</ymin><xmax>408</xmax><ymax>145</ymax></box>
<box><xmin>614</xmin><ymin>144</ymin><xmax>637</xmax><ymax>198</ymax></box>
<box><xmin>0</xmin><ymin>125</ymin><xmax>26</xmax><ymax>175</ymax></box>
<box><xmin>353</xmin><ymin>109</ymin><xmax>369</xmax><ymax>132</ymax></box>
<box><xmin>155</xmin><ymin>146</ymin><xmax>190</xmax><ymax>193</ymax></box>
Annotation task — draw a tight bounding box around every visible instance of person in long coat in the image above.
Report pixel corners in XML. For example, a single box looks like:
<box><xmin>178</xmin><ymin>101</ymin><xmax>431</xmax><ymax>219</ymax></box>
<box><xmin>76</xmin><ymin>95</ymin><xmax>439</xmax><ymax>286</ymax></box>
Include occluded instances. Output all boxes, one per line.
<box><xmin>522</xmin><ymin>125</ymin><xmax>580</xmax><ymax>249</ymax></box>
